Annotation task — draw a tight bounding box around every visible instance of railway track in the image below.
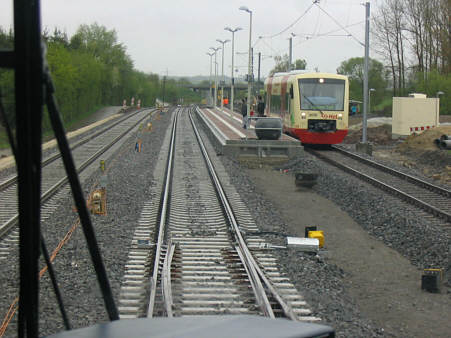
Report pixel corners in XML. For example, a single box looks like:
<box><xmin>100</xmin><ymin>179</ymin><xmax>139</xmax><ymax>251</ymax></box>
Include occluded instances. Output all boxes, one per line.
<box><xmin>307</xmin><ymin>146</ymin><xmax>451</xmax><ymax>225</ymax></box>
<box><xmin>118</xmin><ymin>107</ymin><xmax>317</xmax><ymax>321</ymax></box>
<box><xmin>0</xmin><ymin>109</ymin><xmax>153</xmax><ymax>256</ymax></box>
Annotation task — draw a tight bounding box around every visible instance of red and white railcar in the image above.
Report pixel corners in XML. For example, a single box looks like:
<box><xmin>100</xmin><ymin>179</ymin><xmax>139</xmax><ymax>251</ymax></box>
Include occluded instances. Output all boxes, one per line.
<box><xmin>264</xmin><ymin>72</ymin><xmax>349</xmax><ymax>144</ymax></box>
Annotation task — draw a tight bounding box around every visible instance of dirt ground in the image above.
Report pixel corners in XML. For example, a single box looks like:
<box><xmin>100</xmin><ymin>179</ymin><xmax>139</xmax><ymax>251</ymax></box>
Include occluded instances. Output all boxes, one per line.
<box><xmin>345</xmin><ymin>115</ymin><xmax>451</xmax><ymax>186</ymax></box>
<box><xmin>245</xmin><ymin>114</ymin><xmax>451</xmax><ymax>336</ymax></box>
<box><xmin>248</xmin><ymin>115</ymin><xmax>451</xmax><ymax>337</ymax></box>
<box><xmin>246</xmin><ymin>168</ymin><xmax>451</xmax><ymax>337</ymax></box>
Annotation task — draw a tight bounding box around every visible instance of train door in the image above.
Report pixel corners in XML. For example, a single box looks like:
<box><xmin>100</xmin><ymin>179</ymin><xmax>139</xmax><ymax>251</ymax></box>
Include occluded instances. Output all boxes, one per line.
<box><xmin>289</xmin><ymin>84</ymin><xmax>295</xmax><ymax>127</ymax></box>
<box><xmin>280</xmin><ymin>76</ymin><xmax>291</xmax><ymax>126</ymax></box>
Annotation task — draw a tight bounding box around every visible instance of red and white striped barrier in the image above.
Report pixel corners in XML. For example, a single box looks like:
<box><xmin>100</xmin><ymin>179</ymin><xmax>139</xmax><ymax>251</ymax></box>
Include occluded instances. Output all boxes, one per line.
<box><xmin>410</xmin><ymin>125</ymin><xmax>435</xmax><ymax>133</ymax></box>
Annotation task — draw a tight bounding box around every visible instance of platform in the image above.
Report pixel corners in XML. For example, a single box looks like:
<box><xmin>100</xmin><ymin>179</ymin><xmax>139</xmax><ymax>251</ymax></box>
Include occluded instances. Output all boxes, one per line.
<box><xmin>195</xmin><ymin>106</ymin><xmax>302</xmax><ymax>162</ymax></box>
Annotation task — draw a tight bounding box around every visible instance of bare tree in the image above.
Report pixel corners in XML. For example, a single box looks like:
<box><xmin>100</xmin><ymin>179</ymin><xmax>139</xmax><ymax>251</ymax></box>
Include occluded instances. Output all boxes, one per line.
<box><xmin>373</xmin><ymin>0</ymin><xmax>406</xmax><ymax>95</ymax></box>
<box><xmin>373</xmin><ymin>0</ymin><xmax>451</xmax><ymax>96</ymax></box>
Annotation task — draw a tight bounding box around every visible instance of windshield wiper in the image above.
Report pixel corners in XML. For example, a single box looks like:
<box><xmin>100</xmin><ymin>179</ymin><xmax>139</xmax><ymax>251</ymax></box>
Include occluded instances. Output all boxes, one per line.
<box><xmin>302</xmin><ymin>94</ymin><xmax>324</xmax><ymax>115</ymax></box>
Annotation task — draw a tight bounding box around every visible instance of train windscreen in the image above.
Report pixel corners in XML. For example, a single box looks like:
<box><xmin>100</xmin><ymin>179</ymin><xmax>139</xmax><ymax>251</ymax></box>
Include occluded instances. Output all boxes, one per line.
<box><xmin>299</xmin><ymin>78</ymin><xmax>345</xmax><ymax>111</ymax></box>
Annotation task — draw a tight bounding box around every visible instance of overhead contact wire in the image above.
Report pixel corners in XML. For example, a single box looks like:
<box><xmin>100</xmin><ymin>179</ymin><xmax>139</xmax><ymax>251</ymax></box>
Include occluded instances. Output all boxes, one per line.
<box><xmin>314</xmin><ymin>2</ymin><xmax>364</xmax><ymax>46</ymax></box>
<box><xmin>259</xmin><ymin>2</ymin><xmax>316</xmax><ymax>39</ymax></box>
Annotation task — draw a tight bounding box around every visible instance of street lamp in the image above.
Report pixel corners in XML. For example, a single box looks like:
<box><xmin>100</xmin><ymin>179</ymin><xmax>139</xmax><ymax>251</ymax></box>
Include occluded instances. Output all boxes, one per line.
<box><xmin>240</xmin><ymin>5</ymin><xmax>253</xmax><ymax>123</ymax></box>
<box><xmin>225</xmin><ymin>27</ymin><xmax>242</xmax><ymax>113</ymax></box>
<box><xmin>369</xmin><ymin>88</ymin><xmax>375</xmax><ymax>114</ymax></box>
<box><xmin>216</xmin><ymin>38</ymin><xmax>230</xmax><ymax>110</ymax></box>
<box><xmin>210</xmin><ymin>46</ymin><xmax>221</xmax><ymax>108</ymax></box>
<box><xmin>436</xmin><ymin>91</ymin><xmax>444</xmax><ymax>126</ymax></box>
<box><xmin>206</xmin><ymin>52</ymin><xmax>214</xmax><ymax>106</ymax></box>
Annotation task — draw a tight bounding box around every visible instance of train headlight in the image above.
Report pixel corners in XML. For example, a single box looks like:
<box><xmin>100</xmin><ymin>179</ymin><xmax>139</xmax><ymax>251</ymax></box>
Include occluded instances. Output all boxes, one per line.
<box><xmin>301</xmin><ymin>112</ymin><xmax>306</xmax><ymax>119</ymax></box>
<box><xmin>338</xmin><ymin>113</ymin><xmax>343</xmax><ymax>120</ymax></box>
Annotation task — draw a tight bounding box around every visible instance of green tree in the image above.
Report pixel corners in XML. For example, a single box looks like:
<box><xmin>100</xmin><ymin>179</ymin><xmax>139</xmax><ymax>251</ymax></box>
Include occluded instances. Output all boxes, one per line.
<box><xmin>413</xmin><ymin>69</ymin><xmax>451</xmax><ymax>114</ymax></box>
<box><xmin>70</xmin><ymin>23</ymin><xmax>134</xmax><ymax>104</ymax></box>
<box><xmin>46</xmin><ymin>42</ymin><xmax>78</xmax><ymax>126</ymax></box>
<box><xmin>0</xmin><ymin>28</ymin><xmax>15</xmax><ymax>129</ymax></box>
<box><xmin>337</xmin><ymin>57</ymin><xmax>388</xmax><ymax>104</ymax></box>
<box><xmin>0</xmin><ymin>27</ymin><xmax>13</xmax><ymax>49</ymax></box>
<box><xmin>270</xmin><ymin>54</ymin><xmax>306</xmax><ymax>75</ymax></box>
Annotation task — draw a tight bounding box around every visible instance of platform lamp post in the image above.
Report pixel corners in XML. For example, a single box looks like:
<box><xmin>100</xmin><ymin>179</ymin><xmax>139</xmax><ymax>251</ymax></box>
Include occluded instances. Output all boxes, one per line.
<box><xmin>210</xmin><ymin>46</ymin><xmax>221</xmax><ymax>108</ymax></box>
<box><xmin>369</xmin><ymin>88</ymin><xmax>375</xmax><ymax>114</ymax></box>
<box><xmin>240</xmin><ymin>5</ymin><xmax>253</xmax><ymax>122</ymax></box>
<box><xmin>206</xmin><ymin>52</ymin><xmax>214</xmax><ymax>106</ymax></box>
<box><xmin>436</xmin><ymin>91</ymin><xmax>444</xmax><ymax>126</ymax></box>
<box><xmin>224</xmin><ymin>26</ymin><xmax>242</xmax><ymax>113</ymax></box>
<box><xmin>216</xmin><ymin>39</ymin><xmax>230</xmax><ymax>110</ymax></box>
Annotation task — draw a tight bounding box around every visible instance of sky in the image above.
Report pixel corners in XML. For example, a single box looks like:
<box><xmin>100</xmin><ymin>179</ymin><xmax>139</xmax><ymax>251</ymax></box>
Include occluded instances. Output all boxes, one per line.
<box><xmin>1</xmin><ymin>0</ymin><xmax>381</xmax><ymax>79</ymax></box>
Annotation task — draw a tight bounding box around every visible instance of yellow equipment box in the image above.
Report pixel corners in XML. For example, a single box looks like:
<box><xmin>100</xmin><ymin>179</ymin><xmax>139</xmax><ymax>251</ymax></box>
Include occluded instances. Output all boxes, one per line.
<box><xmin>308</xmin><ymin>230</ymin><xmax>324</xmax><ymax>248</ymax></box>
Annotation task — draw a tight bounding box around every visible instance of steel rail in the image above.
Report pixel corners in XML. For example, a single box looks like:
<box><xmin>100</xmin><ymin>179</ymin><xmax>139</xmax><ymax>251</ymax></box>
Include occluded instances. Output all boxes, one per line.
<box><xmin>162</xmin><ymin>241</ymin><xmax>176</xmax><ymax>317</ymax></box>
<box><xmin>147</xmin><ymin>110</ymin><xmax>178</xmax><ymax>318</ymax></box>
<box><xmin>333</xmin><ymin>145</ymin><xmax>451</xmax><ymax>198</ymax></box>
<box><xmin>246</xmin><ymin>248</ymin><xmax>298</xmax><ymax>320</ymax></box>
<box><xmin>146</xmin><ymin>107</ymin><xmax>297</xmax><ymax>319</ymax></box>
<box><xmin>0</xmin><ymin>109</ymin><xmax>151</xmax><ymax>191</ymax></box>
<box><xmin>235</xmin><ymin>246</ymin><xmax>273</xmax><ymax>317</ymax></box>
<box><xmin>309</xmin><ymin>148</ymin><xmax>451</xmax><ymax>223</ymax></box>
<box><xmin>189</xmin><ymin>110</ymin><xmax>285</xmax><ymax>318</ymax></box>
<box><xmin>0</xmin><ymin>110</ymin><xmax>152</xmax><ymax>239</ymax></box>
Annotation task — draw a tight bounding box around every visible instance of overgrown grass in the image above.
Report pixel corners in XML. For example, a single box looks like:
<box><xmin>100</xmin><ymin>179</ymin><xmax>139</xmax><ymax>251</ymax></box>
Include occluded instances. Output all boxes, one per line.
<box><xmin>65</xmin><ymin>105</ymin><xmax>105</xmax><ymax>131</ymax></box>
<box><xmin>0</xmin><ymin>105</ymin><xmax>106</xmax><ymax>149</ymax></box>
<box><xmin>373</xmin><ymin>97</ymin><xmax>392</xmax><ymax>115</ymax></box>
<box><xmin>0</xmin><ymin>126</ymin><xmax>10</xmax><ymax>150</ymax></box>
<box><xmin>41</xmin><ymin>104</ymin><xmax>105</xmax><ymax>142</ymax></box>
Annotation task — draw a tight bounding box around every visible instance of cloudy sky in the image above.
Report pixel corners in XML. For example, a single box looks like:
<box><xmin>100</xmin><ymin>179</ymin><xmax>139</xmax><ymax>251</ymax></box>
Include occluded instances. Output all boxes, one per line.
<box><xmin>1</xmin><ymin>0</ymin><xmax>380</xmax><ymax>78</ymax></box>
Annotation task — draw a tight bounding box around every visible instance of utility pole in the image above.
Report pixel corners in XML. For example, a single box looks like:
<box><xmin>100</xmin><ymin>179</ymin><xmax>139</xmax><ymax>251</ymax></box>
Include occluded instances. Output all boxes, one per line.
<box><xmin>288</xmin><ymin>37</ymin><xmax>293</xmax><ymax>71</ymax></box>
<box><xmin>162</xmin><ymin>76</ymin><xmax>166</xmax><ymax>109</ymax></box>
<box><xmin>258</xmin><ymin>52</ymin><xmax>261</xmax><ymax>94</ymax></box>
<box><xmin>240</xmin><ymin>6</ymin><xmax>253</xmax><ymax>121</ymax></box>
<box><xmin>210</xmin><ymin>47</ymin><xmax>220</xmax><ymax>108</ymax></box>
<box><xmin>206</xmin><ymin>52</ymin><xmax>214</xmax><ymax>106</ymax></box>
<box><xmin>362</xmin><ymin>1</ymin><xmax>370</xmax><ymax>144</ymax></box>
<box><xmin>224</xmin><ymin>27</ymin><xmax>242</xmax><ymax>113</ymax></box>
<box><xmin>217</xmin><ymin>39</ymin><xmax>230</xmax><ymax>110</ymax></box>
<box><xmin>251</xmin><ymin>47</ymin><xmax>254</xmax><ymax>97</ymax></box>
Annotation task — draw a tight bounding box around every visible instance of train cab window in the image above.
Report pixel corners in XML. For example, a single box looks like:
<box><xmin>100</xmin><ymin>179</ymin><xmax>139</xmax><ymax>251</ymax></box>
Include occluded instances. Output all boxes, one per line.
<box><xmin>270</xmin><ymin>94</ymin><xmax>281</xmax><ymax>113</ymax></box>
<box><xmin>299</xmin><ymin>78</ymin><xmax>345</xmax><ymax>111</ymax></box>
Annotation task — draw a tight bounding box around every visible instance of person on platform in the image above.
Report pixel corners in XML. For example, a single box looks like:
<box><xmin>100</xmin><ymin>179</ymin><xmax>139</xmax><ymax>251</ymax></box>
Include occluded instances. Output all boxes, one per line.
<box><xmin>241</xmin><ymin>98</ymin><xmax>248</xmax><ymax>129</ymax></box>
<box><xmin>257</xmin><ymin>95</ymin><xmax>265</xmax><ymax>117</ymax></box>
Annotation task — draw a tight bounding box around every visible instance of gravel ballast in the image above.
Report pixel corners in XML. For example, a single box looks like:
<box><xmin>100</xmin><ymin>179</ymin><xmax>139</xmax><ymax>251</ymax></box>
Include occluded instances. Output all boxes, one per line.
<box><xmin>1</xmin><ymin>108</ymin><xmax>448</xmax><ymax>337</ymax></box>
<box><xmin>195</xmin><ymin>111</ymin><xmax>449</xmax><ymax>337</ymax></box>
<box><xmin>0</xmin><ymin>108</ymin><xmax>173</xmax><ymax>337</ymax></box>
